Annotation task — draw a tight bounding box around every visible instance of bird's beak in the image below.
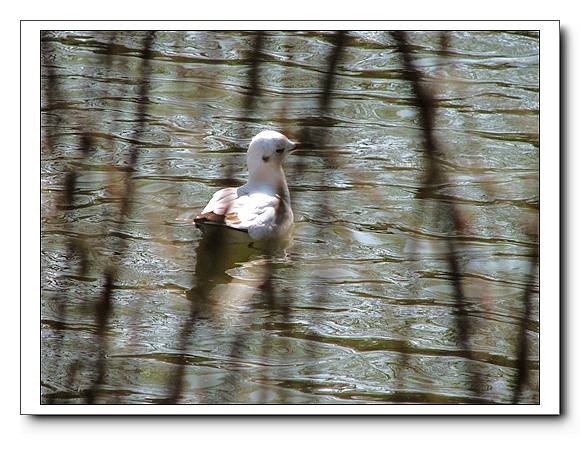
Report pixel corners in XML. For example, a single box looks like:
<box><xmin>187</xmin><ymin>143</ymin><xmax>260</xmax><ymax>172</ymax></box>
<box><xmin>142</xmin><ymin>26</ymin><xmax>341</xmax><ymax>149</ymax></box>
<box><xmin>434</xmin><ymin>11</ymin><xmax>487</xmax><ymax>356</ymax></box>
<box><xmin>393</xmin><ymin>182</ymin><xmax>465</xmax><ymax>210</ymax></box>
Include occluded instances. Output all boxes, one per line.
<box><xmin>288</xmin><ymin>141</ymin><xmax>299</xmax><ymax>153</ymax></box>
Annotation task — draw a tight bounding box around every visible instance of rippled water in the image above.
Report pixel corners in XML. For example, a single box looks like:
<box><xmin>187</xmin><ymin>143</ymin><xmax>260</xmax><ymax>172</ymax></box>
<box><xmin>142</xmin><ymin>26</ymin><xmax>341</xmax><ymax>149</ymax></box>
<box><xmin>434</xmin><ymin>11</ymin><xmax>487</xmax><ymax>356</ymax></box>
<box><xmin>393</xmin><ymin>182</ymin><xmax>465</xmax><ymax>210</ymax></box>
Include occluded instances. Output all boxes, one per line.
<box><xmin>41</xmin><ymin>30</ymin><xmax>539</xmax><ymax>404</ymax></box>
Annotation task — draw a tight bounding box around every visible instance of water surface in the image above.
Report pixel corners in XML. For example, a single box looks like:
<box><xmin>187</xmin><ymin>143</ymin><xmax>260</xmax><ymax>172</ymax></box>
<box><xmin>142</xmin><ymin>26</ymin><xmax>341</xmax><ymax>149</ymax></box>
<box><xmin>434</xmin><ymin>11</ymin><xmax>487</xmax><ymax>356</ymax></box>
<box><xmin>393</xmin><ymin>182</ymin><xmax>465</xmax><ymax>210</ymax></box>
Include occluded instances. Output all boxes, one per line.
<box><xmin>41</xmin><ymin>30</ymin><xmax>539</xmax><ymax>404</ymax></box>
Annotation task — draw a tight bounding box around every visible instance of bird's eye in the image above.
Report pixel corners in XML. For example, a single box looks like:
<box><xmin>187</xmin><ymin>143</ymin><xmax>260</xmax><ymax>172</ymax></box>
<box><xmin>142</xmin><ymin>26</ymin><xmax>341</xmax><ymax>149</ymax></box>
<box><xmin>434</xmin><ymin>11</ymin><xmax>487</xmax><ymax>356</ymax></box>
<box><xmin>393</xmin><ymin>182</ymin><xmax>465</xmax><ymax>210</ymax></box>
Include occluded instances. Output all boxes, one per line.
<box><xmin>275</xmin><ymin>148</ymin><xmax>284</xmax><ymax>154</ymax></box>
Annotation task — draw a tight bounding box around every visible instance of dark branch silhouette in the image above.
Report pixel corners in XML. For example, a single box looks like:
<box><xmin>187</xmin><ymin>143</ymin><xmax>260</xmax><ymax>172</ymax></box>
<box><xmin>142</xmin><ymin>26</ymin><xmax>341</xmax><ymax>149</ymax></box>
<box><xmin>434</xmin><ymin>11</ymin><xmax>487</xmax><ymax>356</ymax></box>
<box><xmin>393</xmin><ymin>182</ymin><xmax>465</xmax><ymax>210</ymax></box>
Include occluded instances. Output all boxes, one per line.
<box><xmin>393</xmin><ymin>31</ymin><xmax>483</xmax><ymax>398</ymax></box>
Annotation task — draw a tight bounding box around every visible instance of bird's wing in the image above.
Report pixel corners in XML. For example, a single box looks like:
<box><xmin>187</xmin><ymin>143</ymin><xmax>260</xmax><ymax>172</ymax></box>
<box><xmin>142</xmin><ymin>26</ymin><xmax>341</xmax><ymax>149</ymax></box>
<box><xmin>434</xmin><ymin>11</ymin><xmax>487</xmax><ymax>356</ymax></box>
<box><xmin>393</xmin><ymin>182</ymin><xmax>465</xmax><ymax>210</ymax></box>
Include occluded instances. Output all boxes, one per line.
<box><xmin>226</xmin><ymin>192</ymin><xmax>292</xmax><ymax>240</ymax></box>
<box><xmin>195</xmin><ymin>187</ymin><xmax>248</xmax><ymax>230</ymax></box>
<box><xmin>195</xmin><ymin>189</ymin><xmax>292</xmax><ymax>240</ymax></box>
<box><xmin>199</xmin><ymin>187</ymin><xmax>238</xmax><ymax>216</ymax></box>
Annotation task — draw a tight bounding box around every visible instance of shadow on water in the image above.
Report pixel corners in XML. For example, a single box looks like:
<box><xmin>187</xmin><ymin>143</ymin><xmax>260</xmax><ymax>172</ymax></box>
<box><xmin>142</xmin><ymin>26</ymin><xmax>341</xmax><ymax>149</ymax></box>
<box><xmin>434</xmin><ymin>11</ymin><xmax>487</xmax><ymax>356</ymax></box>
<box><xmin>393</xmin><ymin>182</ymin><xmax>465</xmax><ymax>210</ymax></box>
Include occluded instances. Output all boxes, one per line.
<box><xmin>165</xmin><ymin>224</ymin><xmax>292</xmax><ymax>403</ymax></box>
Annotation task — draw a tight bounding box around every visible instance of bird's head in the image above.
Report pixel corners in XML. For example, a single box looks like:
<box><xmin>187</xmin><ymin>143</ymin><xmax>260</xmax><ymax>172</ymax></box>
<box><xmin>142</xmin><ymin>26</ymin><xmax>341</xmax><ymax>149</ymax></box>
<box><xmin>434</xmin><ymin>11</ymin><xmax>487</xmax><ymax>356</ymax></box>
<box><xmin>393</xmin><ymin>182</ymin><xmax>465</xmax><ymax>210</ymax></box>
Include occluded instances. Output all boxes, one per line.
<box><xmin>246</xmin><ymin>130</ymin><xmax>297</xmax><ymax>175</ymax></box>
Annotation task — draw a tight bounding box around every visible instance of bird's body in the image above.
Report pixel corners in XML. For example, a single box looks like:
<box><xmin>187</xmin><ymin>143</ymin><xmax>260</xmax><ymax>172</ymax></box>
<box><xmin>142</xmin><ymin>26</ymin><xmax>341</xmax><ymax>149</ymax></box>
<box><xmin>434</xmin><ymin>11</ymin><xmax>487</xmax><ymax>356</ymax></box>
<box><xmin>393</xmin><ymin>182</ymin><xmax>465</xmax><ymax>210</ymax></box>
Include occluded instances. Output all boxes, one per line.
<box><xmin>194</xmin><ymin>131</ymin><xmax>297</xmax><ymax>241</ymax></box>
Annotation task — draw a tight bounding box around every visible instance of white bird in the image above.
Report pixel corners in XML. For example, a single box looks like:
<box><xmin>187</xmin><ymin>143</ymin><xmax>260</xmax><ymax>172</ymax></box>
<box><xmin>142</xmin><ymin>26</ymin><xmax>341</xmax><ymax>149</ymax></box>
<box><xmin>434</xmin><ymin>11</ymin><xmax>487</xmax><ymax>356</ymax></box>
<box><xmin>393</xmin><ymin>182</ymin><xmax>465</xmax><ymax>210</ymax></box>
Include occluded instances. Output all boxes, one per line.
<box><xmin>194</xmin><ymin>130</ymin><xmax>297</xmax><ymax>241</ymax></box>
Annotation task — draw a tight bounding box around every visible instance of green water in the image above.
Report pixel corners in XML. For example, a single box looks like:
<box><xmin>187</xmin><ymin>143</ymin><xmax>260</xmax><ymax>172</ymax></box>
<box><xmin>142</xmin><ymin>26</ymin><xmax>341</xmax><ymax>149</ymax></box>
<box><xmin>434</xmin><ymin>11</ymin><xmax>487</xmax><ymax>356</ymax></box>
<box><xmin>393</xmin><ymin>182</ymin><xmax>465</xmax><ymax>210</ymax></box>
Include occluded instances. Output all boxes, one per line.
<box><xmin>41</xmin><ymin>30</ymin><xmax>539</xmax><ymax>404</ymax></box>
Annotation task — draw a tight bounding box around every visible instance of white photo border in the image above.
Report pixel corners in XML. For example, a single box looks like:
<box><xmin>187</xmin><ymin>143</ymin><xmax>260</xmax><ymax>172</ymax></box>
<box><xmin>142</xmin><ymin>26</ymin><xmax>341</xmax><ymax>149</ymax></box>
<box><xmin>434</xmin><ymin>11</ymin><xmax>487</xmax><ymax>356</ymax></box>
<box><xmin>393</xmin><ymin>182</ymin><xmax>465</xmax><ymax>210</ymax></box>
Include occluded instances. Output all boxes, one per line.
<box><xmin>22</xmin><ymin>20</ymin><xmax>559</xmax><ymax>415</ymax></box>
